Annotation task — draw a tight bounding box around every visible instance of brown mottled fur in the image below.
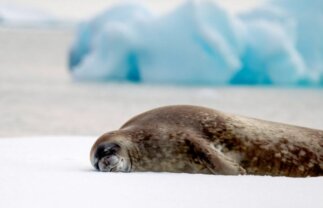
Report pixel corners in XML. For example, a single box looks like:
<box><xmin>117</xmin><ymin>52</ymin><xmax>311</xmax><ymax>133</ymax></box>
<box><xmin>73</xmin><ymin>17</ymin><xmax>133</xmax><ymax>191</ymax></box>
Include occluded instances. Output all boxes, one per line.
<box><xmin>91</xmin><ymin>105</ymin><xmax>323</xmax><ymax>177</ymax></box>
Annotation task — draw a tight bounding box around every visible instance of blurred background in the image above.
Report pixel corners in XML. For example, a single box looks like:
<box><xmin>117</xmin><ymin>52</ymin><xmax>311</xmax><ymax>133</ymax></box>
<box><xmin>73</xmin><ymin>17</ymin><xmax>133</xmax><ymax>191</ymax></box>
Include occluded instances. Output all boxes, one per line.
<box><xmin>1</xmin><ymin>0</ymin><xmax>322</xmax><ymax>137</ymax></box>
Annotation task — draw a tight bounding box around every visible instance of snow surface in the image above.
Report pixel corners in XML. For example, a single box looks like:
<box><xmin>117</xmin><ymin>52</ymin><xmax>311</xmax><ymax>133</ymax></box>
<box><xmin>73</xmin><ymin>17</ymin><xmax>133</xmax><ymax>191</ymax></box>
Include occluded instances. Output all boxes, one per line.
<box><xmin>0</xmin><ymin>136</ymin><xmax>322</xmax><ymax>208</ymax></box>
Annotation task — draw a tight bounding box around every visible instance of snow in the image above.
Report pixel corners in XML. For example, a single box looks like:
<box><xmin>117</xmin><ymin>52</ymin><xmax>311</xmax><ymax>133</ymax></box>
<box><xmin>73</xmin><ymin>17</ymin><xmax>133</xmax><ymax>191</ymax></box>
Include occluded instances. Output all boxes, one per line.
<box><xmin>69</xmin><ymin>0</ymin><xmax>323</xmax><ymax>85</ymax></box>
<box><xmin>0</xmin><ymin>136</ymin><xmax>322</xmax><ymax>208</ymax></box>
<box><xmin>0</xmin><ymin>4</ymin><xmax>59</xmax><ymax>27</ymax></box>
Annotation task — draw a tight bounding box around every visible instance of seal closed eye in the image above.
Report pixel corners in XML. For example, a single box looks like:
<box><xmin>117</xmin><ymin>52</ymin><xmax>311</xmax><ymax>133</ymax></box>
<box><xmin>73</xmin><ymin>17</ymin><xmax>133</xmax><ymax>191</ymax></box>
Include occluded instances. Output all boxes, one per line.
<box><xmin>90</xmin><ymin>105</ymin><xmax>323</xmax><ymax>177</ymax></box>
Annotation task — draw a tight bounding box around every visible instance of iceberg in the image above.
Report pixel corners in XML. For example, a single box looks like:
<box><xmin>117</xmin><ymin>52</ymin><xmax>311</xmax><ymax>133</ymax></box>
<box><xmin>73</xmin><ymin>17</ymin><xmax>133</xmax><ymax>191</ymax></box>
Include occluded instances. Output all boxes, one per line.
<box><xmin>69</xmin><ymin>0</ymin><xmax>323</xmax><ymax>85</ymax></box>
<box><xmin>69</xmin><ymin>1</ymin><xmax>243</xmax><ymax>84</ymax></box>
<box><xmin>69</xmin><ymin>4</ymin><xmax>152</xmax><ymax>82</ymax></box>
<box><xmin>268</xmin><ymin>0</ymin><xmax>323</xmax><ymax>84</ymax></box>
<box><xmin>235</xmin><ymin>6</ymin><xmax>306</xmax><ymax>85</ymax></box>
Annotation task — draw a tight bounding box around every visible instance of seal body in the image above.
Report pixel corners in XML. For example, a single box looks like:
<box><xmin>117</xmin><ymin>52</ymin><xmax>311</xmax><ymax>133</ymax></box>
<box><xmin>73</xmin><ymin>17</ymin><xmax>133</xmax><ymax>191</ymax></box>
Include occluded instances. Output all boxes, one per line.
<box><xmin>90</xmin><ymin>105</ymin><xmax>323</xmax><ymax>177</ymax></box>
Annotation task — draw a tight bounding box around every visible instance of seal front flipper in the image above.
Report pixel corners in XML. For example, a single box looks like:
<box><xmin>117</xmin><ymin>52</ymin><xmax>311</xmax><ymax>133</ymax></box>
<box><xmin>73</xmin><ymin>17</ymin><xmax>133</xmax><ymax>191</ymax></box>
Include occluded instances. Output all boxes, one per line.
<box><xmin>184</xmin><ymin>137</ymin><xmax>246</xmax><ymax>175</ymax></box>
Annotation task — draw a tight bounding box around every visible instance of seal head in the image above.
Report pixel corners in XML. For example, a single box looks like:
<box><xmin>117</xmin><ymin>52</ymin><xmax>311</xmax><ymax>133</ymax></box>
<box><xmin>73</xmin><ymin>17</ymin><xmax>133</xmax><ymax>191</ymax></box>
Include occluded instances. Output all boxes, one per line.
<box><xmin>90</xmin><ymin>132</ymin><xmax>131</xmax><ymax>172</ymax></box>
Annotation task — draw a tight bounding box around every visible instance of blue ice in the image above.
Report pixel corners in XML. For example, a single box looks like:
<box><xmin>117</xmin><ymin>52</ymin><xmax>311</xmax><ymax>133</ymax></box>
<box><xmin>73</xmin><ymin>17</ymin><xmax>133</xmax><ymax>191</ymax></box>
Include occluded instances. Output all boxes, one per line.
<box><xmin>69</xmin><ymin>0</ymin><xmax>323</xmax><ymax>85</ymax></box>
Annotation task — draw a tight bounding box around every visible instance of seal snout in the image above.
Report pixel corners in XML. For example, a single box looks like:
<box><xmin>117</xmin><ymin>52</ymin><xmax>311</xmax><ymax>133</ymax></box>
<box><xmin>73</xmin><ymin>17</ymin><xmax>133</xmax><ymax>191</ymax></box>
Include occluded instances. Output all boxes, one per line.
<box><xmin>97</xmin><ymin>155</ymin><xmax>120</xmax><ymax>172</ymax></box>
<box><xmin>92</xmin><ymin>143</ymin><xmax>121</xmax><ymax>171</ymax></box>
<box><xmin>91</xmin><ymin>141</ymin><xmax>131</xmax><ymax>172</ymax></box>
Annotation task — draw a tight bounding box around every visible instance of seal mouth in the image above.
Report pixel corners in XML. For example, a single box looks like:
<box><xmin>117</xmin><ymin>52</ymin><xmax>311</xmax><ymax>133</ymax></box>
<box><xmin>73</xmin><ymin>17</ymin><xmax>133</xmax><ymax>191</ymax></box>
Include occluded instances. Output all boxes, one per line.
<box><xmin>97</xmin><ymin>155</ymin><xmax>120</xmax><ymax>172</ymax></box>
<box><xmin>93</xmin><ymin>153</ymin><xmax>130</xmax><ymax>172</ymax></box>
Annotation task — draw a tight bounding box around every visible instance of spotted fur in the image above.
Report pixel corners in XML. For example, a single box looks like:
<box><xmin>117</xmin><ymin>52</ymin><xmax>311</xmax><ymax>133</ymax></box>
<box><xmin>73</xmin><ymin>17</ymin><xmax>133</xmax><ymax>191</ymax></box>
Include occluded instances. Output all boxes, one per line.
<box><xmin>90</xmin><ymin>105</ymin><xmax>323</xmax><ymax>177</ymax></box>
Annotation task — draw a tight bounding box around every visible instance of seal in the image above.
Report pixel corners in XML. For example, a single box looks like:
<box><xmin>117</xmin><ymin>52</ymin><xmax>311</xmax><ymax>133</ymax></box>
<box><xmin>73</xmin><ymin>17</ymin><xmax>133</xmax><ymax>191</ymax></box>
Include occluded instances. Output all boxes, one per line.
<box><xmin>90</xmin><ymin>105</ymin><xmax>323</xmax><ymax>177</ymax></box>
